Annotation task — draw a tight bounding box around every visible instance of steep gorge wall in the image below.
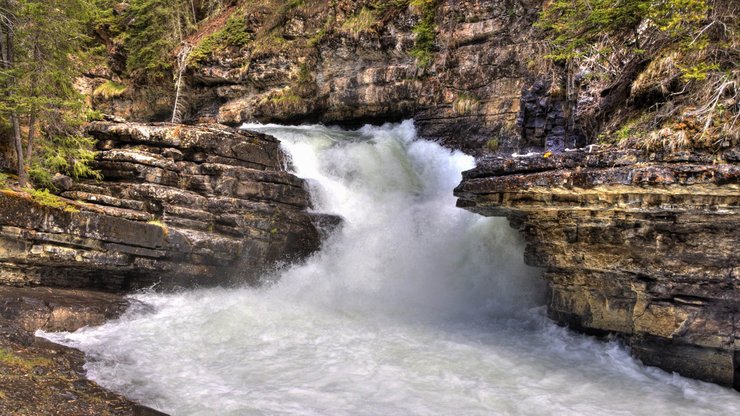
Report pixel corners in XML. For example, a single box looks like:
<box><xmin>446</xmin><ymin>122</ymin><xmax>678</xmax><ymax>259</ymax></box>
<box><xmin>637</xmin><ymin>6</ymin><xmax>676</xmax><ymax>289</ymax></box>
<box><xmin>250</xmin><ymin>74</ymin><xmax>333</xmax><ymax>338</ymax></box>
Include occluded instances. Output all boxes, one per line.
<box><xmin>187</xmin><ymin>0</ymin><xmax>558</xmax><ymax>154</ymax></box>
<box><xmin>455</xmin><ymin>149</ymin><xmax>739</xmax><ymax>388</ymax></box>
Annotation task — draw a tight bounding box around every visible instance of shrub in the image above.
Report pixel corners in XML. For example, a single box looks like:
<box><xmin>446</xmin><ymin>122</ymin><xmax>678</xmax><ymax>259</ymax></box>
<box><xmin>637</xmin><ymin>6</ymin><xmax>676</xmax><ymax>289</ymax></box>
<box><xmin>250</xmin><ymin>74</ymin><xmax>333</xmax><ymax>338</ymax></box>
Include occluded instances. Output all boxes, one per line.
<box><xmin>409</xmin><ymin>0</ymin><xmax>438</xmax><ymax>68</ymax></box>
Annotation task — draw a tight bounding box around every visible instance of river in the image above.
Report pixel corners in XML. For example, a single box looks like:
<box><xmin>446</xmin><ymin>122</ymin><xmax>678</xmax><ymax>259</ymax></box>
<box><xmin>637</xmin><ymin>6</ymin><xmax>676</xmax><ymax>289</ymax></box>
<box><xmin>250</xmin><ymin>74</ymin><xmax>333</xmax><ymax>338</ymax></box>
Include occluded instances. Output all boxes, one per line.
<box><xmin>42</xmin><ymin>122</ymin><xmax>740</xmax><ymax>415</ymax></box>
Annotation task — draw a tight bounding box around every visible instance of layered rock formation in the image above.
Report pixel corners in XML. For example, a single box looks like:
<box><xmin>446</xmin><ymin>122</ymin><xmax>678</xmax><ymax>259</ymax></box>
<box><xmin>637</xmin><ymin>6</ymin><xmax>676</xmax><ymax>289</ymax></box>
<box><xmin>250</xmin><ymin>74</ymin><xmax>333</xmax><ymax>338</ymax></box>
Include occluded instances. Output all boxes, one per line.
<box><xmin>93</xmin><ymin>0</ymin><xmax>567</xmax><ymax>154</ymax></box>
<box><xmin>455</xmin><ymin>148</ymin><xmax>739</xmax><ymax>388</ymax></box>
<box><xmin>0</xmin><ymin>121</ymin><xmax>334</xmax><ymax>290</ymax></box>
<box><xmin>190</xmin><ymin>0</ymin><xmax>558</xmax><ymax>153</ymax></box>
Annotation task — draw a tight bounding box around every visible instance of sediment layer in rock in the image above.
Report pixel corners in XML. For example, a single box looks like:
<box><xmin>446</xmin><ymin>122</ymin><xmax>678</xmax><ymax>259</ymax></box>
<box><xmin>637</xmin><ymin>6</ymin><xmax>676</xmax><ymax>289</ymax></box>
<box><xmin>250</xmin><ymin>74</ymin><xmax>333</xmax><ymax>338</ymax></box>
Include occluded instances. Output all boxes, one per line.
<box><xmin>455</xmin><ymin>148</ymin><xmax>739</xmax><ymax>388</ymax></box>
<box><xmin>0</xmin><ymin>122</ymin><xmax>337</xmax><ymax>290</ymax></box>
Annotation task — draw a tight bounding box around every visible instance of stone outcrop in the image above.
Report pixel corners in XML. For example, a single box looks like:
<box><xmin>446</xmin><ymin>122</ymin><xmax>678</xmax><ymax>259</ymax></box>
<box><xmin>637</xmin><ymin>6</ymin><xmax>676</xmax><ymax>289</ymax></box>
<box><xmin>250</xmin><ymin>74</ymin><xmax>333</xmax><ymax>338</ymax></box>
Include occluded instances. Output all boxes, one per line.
<box><xmin>455</xmin><ymin>148</ymin><xmax>739</xmax><ymax>388</ymax></box>
<box><xmin>0</xmin><ymin>121</ymin><xmax>336</xmax><ymax>290</ymax></box>
<box><xmin>0</xmin><ymin>286</ymin><xmax>130</xmax><ymax>332</ymax></box>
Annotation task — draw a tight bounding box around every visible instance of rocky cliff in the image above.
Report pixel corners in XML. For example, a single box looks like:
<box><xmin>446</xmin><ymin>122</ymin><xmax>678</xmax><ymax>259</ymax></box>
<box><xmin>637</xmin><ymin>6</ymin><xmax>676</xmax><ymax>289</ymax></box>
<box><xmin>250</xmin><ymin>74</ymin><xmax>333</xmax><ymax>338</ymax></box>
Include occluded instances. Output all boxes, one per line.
<box><xmin>92</xmin><ymin>0</ymin><xmax>566</xmax><ymax>154</ymax></box>
<box><xmin>93</xmin><ymin>0</ymin><xmax>735</xmax><ymax>156</ymax></box>
<box><xmin>190</xmin><ymin>0</ymin><xmax>561</xmax><ymax>153</ymax></box>
<box><xmin>0</xmin><ymin>122</ymin><xmax>335</xmax><ymax>291</ymax></box>
<box><xmin>455</xmin><ymin>148</ymin><xmax>739</xmax><ymax>388</ymax></box>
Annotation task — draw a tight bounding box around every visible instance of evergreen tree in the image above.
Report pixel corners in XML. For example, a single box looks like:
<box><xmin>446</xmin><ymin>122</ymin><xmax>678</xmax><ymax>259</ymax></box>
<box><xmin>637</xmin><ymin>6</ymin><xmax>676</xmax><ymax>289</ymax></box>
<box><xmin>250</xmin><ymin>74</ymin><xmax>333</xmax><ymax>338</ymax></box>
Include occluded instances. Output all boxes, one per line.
<box><xmin>0</xmin><ymin>0</ymin><xmax>99</xmax><ymax>188</ymax></box>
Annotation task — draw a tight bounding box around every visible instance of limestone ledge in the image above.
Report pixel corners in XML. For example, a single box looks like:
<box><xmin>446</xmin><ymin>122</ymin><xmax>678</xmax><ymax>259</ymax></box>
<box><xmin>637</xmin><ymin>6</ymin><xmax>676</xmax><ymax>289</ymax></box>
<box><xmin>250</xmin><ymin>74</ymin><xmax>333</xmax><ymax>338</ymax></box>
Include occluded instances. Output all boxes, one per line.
<box><xmin>0</xmin><ymin>122</ymin><xmax>338</xmax><ymax>291</ymax></box>
<box><xmin>455</xmin><ymin>148</ymin><xmax>739</xmax><ymax>388</ymax></box>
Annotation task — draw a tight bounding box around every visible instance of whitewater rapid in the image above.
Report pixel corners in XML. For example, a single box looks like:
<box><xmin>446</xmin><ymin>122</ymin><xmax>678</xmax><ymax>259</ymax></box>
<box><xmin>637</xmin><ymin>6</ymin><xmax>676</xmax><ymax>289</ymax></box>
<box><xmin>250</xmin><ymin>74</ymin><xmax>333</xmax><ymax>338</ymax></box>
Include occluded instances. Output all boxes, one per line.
<box><xmin>42</xmin><ymin>122</ymin><xmax>740</xmax><ymax>415</ymax></box>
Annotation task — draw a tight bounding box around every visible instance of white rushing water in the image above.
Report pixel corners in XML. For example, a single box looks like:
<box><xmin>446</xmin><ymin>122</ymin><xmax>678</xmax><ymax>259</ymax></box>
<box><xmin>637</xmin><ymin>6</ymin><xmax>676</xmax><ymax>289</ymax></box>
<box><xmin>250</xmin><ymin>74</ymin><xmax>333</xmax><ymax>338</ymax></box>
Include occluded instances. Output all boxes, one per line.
<box><xmin>42</xmin><ymin>122</ymin><xmax>740</xmax><ymax>415</ymax></box>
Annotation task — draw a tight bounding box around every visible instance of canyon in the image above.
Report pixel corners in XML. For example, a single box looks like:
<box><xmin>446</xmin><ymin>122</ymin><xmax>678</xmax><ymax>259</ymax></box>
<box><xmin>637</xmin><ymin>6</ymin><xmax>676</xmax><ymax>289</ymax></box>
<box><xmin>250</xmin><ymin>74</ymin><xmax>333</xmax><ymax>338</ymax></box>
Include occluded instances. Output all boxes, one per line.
<box><xmin>0</xmin><ymin>0</ymin><xmax>738</xmax><ymax>413</ymax></box>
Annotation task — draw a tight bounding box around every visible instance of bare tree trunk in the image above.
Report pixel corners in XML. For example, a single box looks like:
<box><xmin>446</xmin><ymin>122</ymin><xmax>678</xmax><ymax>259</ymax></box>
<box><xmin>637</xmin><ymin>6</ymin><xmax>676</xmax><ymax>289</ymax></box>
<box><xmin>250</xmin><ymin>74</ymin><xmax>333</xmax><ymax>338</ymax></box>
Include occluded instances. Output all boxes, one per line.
<box><xmin>0</xmin><ymin>19</ymin><xmax>7</xmax><ymax>69</ymax></box>
<box><xmin>0</xmin><ymin>18</ymin><xmax>26</xmax><ymax>186</ymax></box>
<box><xmin>11</xmin><ymin>111</ymin><xmax>26</xmax><ymax>186</ymax></box>
<box><xmin>190</xmin><ymin>0</ymin><xmax>197</xmax><ymax>23</ymax></box>
<box><xmin>25</xmin><ymin>43</ymin><xmax>40</xmax><ymax>163</ymax></box>
<box><xmin>172</xmin><ymin>44</ymin><xmax>191</xmax><ymax>123</ymax></box>
<box><xmin>25</xmin><ymin>107</ymin><xmax>36</xmax><ymax>162</ymax></box>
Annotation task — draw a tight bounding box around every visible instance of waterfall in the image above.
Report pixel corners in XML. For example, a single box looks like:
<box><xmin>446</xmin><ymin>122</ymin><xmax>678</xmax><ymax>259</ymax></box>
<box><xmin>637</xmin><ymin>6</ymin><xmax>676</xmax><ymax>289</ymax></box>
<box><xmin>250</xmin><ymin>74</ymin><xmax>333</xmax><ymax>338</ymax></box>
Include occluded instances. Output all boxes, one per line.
<box><xmin>41</xmin><ymin>122</ymin><xmax>740</xmax><ymax>415</ymax></box>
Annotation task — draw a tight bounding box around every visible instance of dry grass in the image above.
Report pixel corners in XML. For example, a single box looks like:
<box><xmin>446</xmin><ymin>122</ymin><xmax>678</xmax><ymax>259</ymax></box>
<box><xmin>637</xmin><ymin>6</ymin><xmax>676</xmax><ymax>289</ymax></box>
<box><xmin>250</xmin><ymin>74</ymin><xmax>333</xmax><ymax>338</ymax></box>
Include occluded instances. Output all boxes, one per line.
<box><xmin>93</xmin><ymin>81</ymin><xmax>128</xmax><ymax>99</ymax></box>
<box><xmin>452</xmin><ymin>93</ymin><xmax>480</xmax><ymax>115</ymax></box>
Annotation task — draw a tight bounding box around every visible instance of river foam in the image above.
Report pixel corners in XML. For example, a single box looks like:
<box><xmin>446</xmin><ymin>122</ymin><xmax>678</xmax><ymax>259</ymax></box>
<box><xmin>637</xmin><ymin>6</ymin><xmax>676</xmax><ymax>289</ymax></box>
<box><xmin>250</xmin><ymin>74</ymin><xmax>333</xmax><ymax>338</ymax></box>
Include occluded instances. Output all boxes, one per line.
<box><xmin>41</xmin><ymin>121</ymin><xmax>740</xmax><ymax>415</ymax></box>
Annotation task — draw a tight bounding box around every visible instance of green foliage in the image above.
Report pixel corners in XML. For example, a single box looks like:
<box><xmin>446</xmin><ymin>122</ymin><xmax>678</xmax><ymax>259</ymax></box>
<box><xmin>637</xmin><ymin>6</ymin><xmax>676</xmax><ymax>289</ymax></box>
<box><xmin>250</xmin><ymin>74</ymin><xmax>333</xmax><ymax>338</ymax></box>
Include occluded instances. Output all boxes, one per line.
<box><xmin>296</xmin><ymin>63</ymin><xmax>312</xmax><ymax>84</ymax></box>
<box><xmin>452</xmin><ymin>93</ymin><xmax>480</xmax><ymax>115</ymax></box>
<box><xmin>538</xmin><ymin>0</ymin><xmax>648</xmax><ymax>61</ymax></box>
<box><xmin>29</xmin><ymin>132</ymin><xmax>101</xmax><ymax>190</ymax></box>
<box><xmin>679</xmin><ymin>62</ymin><xmax>720</xmax><ymax>81</ymax></box>
<box><xmin>190</xmin><ymin>13</ymin><xmax>252</xmax><ymax>66</ymax></box>
<box><xmin>147</xmin><ymin>218</ymin><xmax>169</xmax><ymax>236</ymax></box>
<box><xmin>538</xmin><ymin>0</ymin><xmax>716</xmax><ymax>61</ymax></box>
<box><xmin>88</xmin><ymin>0</ymin><xmax>231</xmax><ymax>79</ymax></box>
<box><xmin>307</xmin><ymin>28</ymin><xmax>328</xmax><ymax>47</ymax></box>
<box><xmin>0</xmin><ymin>0</ymin><xmax>100</xmax><ymax>187</ymax></box>
<box><xmin>485</xmin><ymin>138</ymin><xmax>500</xmax><ymax>152</ymax></box>
<box><xmin>28</xmin><ymin>188</ymin><xmax>67</xmax><ymax>209</ymax></box>
<box><xmin>260</xmin><ymin>87</ymin><xmax>303</xmax><ymax>108</ymax></box>
<box><xmin>0</xmin><ymin>1</ymin><xmax>92</xmax><ymax>111</ymax></box>
<box><xmin>409</xmin><ymin>0</ymin><xmax>438</xmax><ymax>68</ymax></box>
<box><xmin>85</xmin><ymin>109</ymin><xmax>105</xmax><ymax>121</ymax></box>
<box><xmin>122</xmin><ymin>1</ymin><xmax>189</xmax><ymax>79</ymax></box>
<box><xmin>538</xmin><ymin>0</ymin><xmax>738</xmax><ymax>149</ymax></box>
<box><xmin>252</xmin><ymin>32</ymin><xmax>289</xmax><ymax>56</ymax></box>
<box><xmin>0</xmin><ymin>347</ymin><xmax>53</xmax><ymax>370</ymax></box>
<box><xmin>341</xmin><ymin>7</ymin><xmax>379</xmax><ymax>35</ymax></box>
<box><xmin>599</xmin><ymin>113</ymin><xmax>655</xmax><ymax>145</ymax></box>
<box><xmin>308</xmin><ymin>13</ymin><xmax>335</xmax><ymax>47</ymax></box>
<box><xmin>0</xmin><ymin>173</ymin><xmax>8</xmax><ymax>189</ymax></box>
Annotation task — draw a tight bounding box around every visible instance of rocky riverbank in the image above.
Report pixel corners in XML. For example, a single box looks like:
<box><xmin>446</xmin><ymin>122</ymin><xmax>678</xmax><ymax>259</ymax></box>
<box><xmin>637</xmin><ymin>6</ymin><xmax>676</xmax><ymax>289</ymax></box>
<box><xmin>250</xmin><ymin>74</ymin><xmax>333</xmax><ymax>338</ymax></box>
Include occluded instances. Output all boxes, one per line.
<box><xmin>0</xmin><ymin>286</ymin><xmax>165</xmax><ymax>415</ymax></box>
<box><xmin>455</xmin><ymin>147</ymin><xmax>739</xmax><ymax>388</ymax></box>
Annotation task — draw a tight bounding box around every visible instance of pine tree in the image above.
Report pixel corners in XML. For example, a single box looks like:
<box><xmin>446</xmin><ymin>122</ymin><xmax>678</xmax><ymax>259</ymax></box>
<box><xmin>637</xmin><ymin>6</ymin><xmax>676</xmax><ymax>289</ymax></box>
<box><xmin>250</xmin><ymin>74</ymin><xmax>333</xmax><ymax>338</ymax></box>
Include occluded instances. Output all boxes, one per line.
<box><xmin>0</xmin><ymin>0</ymin><xmax>99</xmax><ymax>188</ymax></box>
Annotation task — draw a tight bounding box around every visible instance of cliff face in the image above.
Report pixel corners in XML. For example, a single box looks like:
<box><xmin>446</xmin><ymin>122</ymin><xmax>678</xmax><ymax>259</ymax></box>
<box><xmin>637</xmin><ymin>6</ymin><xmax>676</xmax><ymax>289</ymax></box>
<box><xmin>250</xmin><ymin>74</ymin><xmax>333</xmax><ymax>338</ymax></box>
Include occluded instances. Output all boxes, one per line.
<box><xmin>455</xmin><ymin>149</ymin><xmax>739</xmax><ymax>388</ymax></box>
<box><xmin>95</xmin><ymin>0</ymin><xmax>560</xmax><ymax>155</ymax></box>
<box><xmin>191</xmin><ymin>0</ymin><xmax>556</xmax><ymax>153</ymax></box>
<box><xmin>0</xmin><ymin>122</ymin><xmax>335</xmax><ymax>291</ymax></box>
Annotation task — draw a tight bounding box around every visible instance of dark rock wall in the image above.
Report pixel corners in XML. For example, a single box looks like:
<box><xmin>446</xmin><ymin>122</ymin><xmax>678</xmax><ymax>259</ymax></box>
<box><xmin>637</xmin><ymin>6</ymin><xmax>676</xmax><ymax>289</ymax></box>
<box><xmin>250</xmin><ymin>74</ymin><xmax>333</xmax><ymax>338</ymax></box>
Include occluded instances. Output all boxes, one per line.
<box><xmin>455</xmin><ymin>148</ymin><xmax>739</xmax><ymax>388</ymax></box>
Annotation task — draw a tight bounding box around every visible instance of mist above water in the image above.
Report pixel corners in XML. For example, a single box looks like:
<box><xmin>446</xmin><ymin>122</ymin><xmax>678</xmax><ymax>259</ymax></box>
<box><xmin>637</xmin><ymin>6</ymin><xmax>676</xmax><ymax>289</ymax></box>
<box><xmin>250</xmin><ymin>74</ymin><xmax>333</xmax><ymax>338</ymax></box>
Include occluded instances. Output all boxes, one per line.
<box><xmin>42</xmin><ymin>122</ymin><xmax>740</xmax><ymax>415</ymax></box>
